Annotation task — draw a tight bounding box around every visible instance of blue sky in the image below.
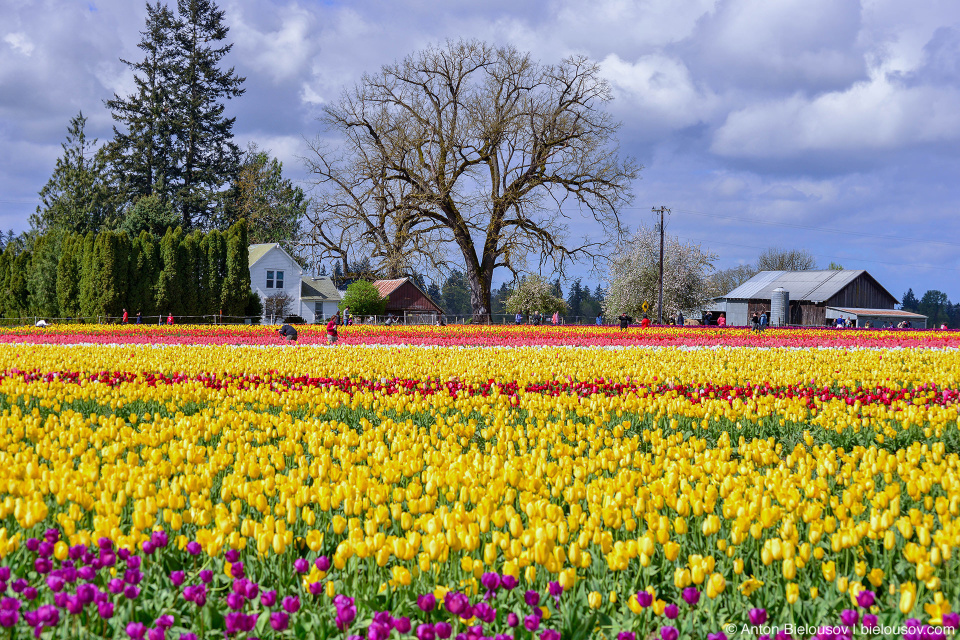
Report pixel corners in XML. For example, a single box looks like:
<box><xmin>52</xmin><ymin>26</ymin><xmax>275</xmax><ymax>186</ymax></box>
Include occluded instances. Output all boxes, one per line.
<box><xmin>2</xmin><ymin>0</ymin><xmax>959</xmax><ymax>301</ymax></box>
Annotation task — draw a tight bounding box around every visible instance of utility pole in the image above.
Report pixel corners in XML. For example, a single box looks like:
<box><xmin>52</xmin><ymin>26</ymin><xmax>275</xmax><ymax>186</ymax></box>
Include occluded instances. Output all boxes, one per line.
<box><xmin>652</xmin><ymin>206</ymin><xmax>671</xmax><ymax>324</ymax></box>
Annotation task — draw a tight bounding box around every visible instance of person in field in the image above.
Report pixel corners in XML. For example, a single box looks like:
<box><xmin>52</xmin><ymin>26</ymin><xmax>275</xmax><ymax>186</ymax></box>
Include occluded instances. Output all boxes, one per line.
<box><xmin>326</xmin><ymin>314</ymin><xmax>339</xmax><ymax>345</ymax></box>
<box><xmin>122</xmin><ymin>308</ymin><xmax>129</xmax><ymax>324</ymax></box>
<box><xmin>618</xmin><ymin>313</ymin><xmax>633</xmax><ymax>330</ymax></box>
<box><xmin>640</xmin><ymin>315</ymin><xmax>651</xmax><ymax>328</ymax></box>
<box><xmin>166</xmin><ymin>313</ymin><xmax>174</xmax><ymax>325</ymax></box>
<box><xmin>278</xmin><ymin>324</ymin><xmax>298</xmax><ymax>342</ymax></box>
<box><xmin>135</xmin><ymin>311</ymin><xmax>142</xmax><ymax>324</ymax></box>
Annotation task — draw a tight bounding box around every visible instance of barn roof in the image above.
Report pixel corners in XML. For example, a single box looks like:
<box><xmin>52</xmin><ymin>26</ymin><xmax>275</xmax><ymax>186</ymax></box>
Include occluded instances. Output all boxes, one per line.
<box><xmin>721</xmin><ymin>270</ymin><xmax>897</xmax><ymax>304</ymax></box>
<box><xmin>372</xmin><ymin>279</ymin><xmax>407</xmax><ymax>297</ymax></box>
<box><xmin>827</xmin><ymin>307</ymin><xmax>927</xmax><ymax>319</ymax></box>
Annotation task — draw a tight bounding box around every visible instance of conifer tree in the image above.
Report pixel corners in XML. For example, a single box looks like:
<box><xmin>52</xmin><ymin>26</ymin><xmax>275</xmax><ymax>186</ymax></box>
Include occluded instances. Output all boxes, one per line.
<box><xmin>57</xmin><ymin>234</ymin><xmax>83</xmax><ymax>318</ymax></box>
<box><xmin>78</xmin><ymin>232</ymin><xmax>98</xmax><ymax>319</ymax></box>
<box><xmin>33</xmin><ymin>113</ymin><xmax>116</xmax><ymax>234</ymax></box>
<box><xmin>2</xmin><ymin>246</ymin><xmax>32</xmax><ymax>319</ymax></box>
<box><xmin>91</xmin><ymin>231</ymin><xmax>131</xmax><ymax>318</ymax></box>
<box><xmin>106</xmin><ymin>3</ymin><xmax>180</xmax><ymax>207</ymax></box>
<box><xmin>173</xmin><ymin>0</ymin><xmax>245</xmax><ymax>227</ymax></box>
<box><xmin>27</xmin><ymin>230</ymin><xmax>64</xmax><ymax>318</ymax></box>
<box><xmin>203</xmin><ymin>229</ymin><xmax>227</xmax><ymax>314</ymax></box>
<box><xmin>156</xmin><ymin>227</ymin><xmax>185</xmax><ymax>314</ymax></box>
<box><xmin>128</xmin><ymin>231</ymin><xmax>160</xmax><ymax>316</ymax></box>
<box><xmin>221</xmin><ymin>219</ymin><xmax>249</xmax><ymax>316</ymax></box>
<box><xmin>179</xmin><ymin>230</ymin><xmax>202</xmax><ymax>316</ymax></box>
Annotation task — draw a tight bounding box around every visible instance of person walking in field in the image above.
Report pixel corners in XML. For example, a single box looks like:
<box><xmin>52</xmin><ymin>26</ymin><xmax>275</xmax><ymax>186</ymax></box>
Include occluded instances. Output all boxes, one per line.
<box><xmin>677</xmin><ymin>310</ymin><xmax>684</xmax><ymax>326</ymax></box>
<box><xmin>135</xmin><ymin>311</ymin><xmax>142</xmax><ymax>324</ymax></box>
<box><xmin>552</xmin><ymin>311</ymin><xmax>559</xmax><ymax>325</ymax></box>
<box><xmin>640</xmin><ymin>314</ymin><xmax>650</xmax><ymax>328</ymax></box>
<box><xmin>326</xmin><ymin>314</ymin><xmax>339</xmax><ymax>345</ymax></box>
<box><xmin>618</xmin><ymin>313</ymin><xmax>633</xmax><ymax>330</ymax></box>
<box><xmin>122</xmin><ymin>308</ymin><xmax>128</xmax><ymax>324</ymax></box>
<box><xmin>596</xmin><ymin>312</ymin><xmax>603</xmax><ymax>326</ymax></box>
<box><xmin>166</xmin><ymin>313</ymin><xmax>174</xmax><ymax>325</ymax></box>
<box><xmin>751</xmin><ymin>312</ymin><xmax>760</xmax><ymax>333</ymax></box>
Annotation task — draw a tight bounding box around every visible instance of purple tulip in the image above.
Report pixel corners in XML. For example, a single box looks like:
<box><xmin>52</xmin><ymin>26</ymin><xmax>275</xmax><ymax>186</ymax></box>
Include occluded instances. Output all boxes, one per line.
<box><xmin>707</xmin><ymin>633</ymin><xmax>728</xmax><ymax>640</ymax></box>
<box><xmin>474</xmin><ymin>602</ymin><xmax>496</xmax><ymax>623</ymax></box>
<box><xmin>199</xmin><ymin>570</ymin><xmax>213</xmax><ymax>584</ymax></box>
<box><xmin>0</xmin><ymin>568</ymin><xmax>9</xmax><ymax>581</ymax></box>
<box><xmin>68</xmin><ymin>545</ymin><xmax>85</xmax><ymax>560</ymax></box>
<box><xmin>524</xmin><ymin>590</ymin><xmax>541</xmax><ymax>607</ymax></box>
<box><xmin>661</xmin><ymin>627</ymin><xmax>679</xmax><ymax>640</ymax></box>
<box><xmin>108</xmin><ymin>578</ymin><xmax>124</xmax><ymax>594</ymax></box>
<box><xmin>142</xmin><ymin>540</ymin><xmax>156</xmax><ymax>555</ymax></box>
<box><xmin>260</xmin><ymin>590</ymin><xmax>277</xmax><ymax>607</ymax></box>
<box><xmin>244</xmin><ymin>581</ymin><xmax>259</xmax><ymax>599</ymax></box>
<box><xmin>481</xmin><ymin>572</ymin><xmax>501</xmax><ymax>592</ymax></box>
<box><xmin>944</xmin><ymin>613</ymin><xmax>960</xmax><ymax>629</ymax></box>
<box><xmin>507</xmin><ymin>612</ymin><xmax>520</xmax><ymax>627</ymax></box>
<box><xmin>125</xmin><ymin>568</ymin><xmax>143</xmax><ymax>585</ymax></box>
<box><xmin>77</xmin><ymin>566</ymin><xmax>96</xmax><ymax>581</ymax></box>
<box><xmin>309</xmin><ymin>581</ymin><xmax>323</xmax><ymax>596</ymax></box>
<box><xmin>749</xmin><ymin>608</ymin><xmax>767</xmax><ymax>625</ymax></box>
<box><xmin>682</xmin><ymin>587</ymin><xmax>700</xmax><ymax>606</ymax></box>
<box><xmin>444</xmin><ymin>592</ymin><xmax>470</xmax><ymax>616</ymax></box>
<box><xmin>34</xmin><ymin>558</ymin><xmax>52</xmax><ymax>574</ymax></box>
<box><xmin>66</xmin><ymin>596</ymin><xmax>86</xmax><ymax>615</ymax></box>
<box><xmin>281</xmin><ymin>595</ymin><xmax>300</xmax><ymax>613</ymax></box>
<box><xmin>417</xmin><ymin>593</ymin><xmax>436</xmax><ymax>612</ymax></box>
<box><xmin>315</xmin><ymin>556</ymin><xmax>331</xmax><ymax>572</ymax></box>
<box><xmin>97</xmin><ymin>538</ymin><xmax>113</xmax><ymax>551</ymax></box>
<box><xmin>417</xmin><ymin>623</ymin><xmax>436</xmax><ymax>640</ymax></box>
<box><xmin>185</xmin><ymin>542</ymin><xmax>201</xmax><ymax>555</ymax></box>
<box><xmin>124</xmin><ymin>585</ymin><xmax>140</xmax><ymax>599</ymax></box>
<box><xmin>618</xmin><ymin>633</ymin><xmax>637</xmax><ymax>640</ymax></box>
<box><xmin>862</xmin><ymin>614</ymin><xmax>878</xmax><ymax>629</ymax></box>
<box><xmin>840</xmin><ymin>609</ymin><xmax>859</xmax><ymax>627</ymax></box>
<box><xmin>147</xmin><ymin>628</ymin><xmax>165</xmax><ymax>640</ymax></box>
<box><xmin>434</xmin><ymin>622</ymin><xmax>452</xmax><ymax>639</ymax></box>
<box><xmin>524</xmin><ymin>614</ymin><xmax>541</xmax><ymax>631</ymax></box>
<box><xmin>0</xmin><ymin>610</ymin><xmax>18</xmax><ymax>628</ymax></box>
<box><xmin>22</xmin><ymin>587</ymin><xmax>37</xmax><ymax>601</ymax></box>
<box><xmin>548</xmin><ymin>581</ymin><xmax>563</xmax><ymax>598</ymax></box>
<box><xmin>101</xmin><ymin>553</ymin><xmax>116</xmax><ymax>567</ymax></box>
<box><xmin>44</xmin><ymin>529</ymin><xmax>59</xmax><ymax>543</ymax></box>
<box><xmin>97</xmin><ymin>601</ymin><xmax>114</xmax><ymax>619</ymax></box>
<box><xmin>46</xmin><ymin>575</ymin><xmax>65</xmax><ymax>592</ymax></box>
<box><xmin>270</xmin><ymin>612</ymin><xmax>289</xmax><ymax>631</ymax></box>
<box><xmin>38</xmin><ymin>541</ymin><xmax>54</xmax><ymax>558</ymax></box>
<box><xmin>127</xmin><ymin>555</ymin><xmax>141</xmax><ymax>569</ymax></box>
<box><xmin>25</xmin><ymin>538</ymin><xmax>40</xmax><ymax>553</ymax></box>
<box><xmin>169</xmin><ymin>571</ymin><xmax>185</xmax><ymax>586</ymax></box>
<box><xmin>293</xmin><ymin>558</ymin><xmax>309</xmax><ymax>574</ymax></box>
<box><xmin>637</xmin><ymin>591</ymin><xmax>653</xmax><ymax>607</ymax></box>
<box><xmin>541</xmin><ymin>631</ymin><xmax>561</xmax><ymax>640</ymax></box>
<box><xmin>76</xmin><ymin>584</ymin><xmax>96</xmax><ymax>605</ymax></box>
<box><xmin>855</xmin><ymin>590</ymin><xmax>876</xmax><ymax>608</ymax></box>
<box><xmin>151</xmin><ymin>530</ymin><xmax>168</xmax><ymax>548</ymax></box>
<box><xmin>127</xmin><ymin>622</ymin><xmax>147</xmax><ymax>639</ymax></box>
<box><xmin>224</xmin><ymin>549</ymin><xmax>240</xmax><ymax>563</ymax></box>
<box><xmin>179</xmin><ymin>635</ymin><xmax>198</xmax><ymax>640</ymax></box>
<box><xmin>664</xmin><ymin>603</ymin><xmax>679</xmax><ymax>619</ymax></box>
<box><xmin>394</xmin><ymin>617</ymin><xmax>412</xmax><ymax>633</ymax></box>
<box><xmin>501</xmin><ymin>575</ymin><xmax>518</xmax><ymax>590</ymax></box>
<box><xmin>775</xmin><ymin>631</ymin><xmax>793</xmax><ymax>640</ymax></box>
<box><xmin>230</xmin><ymin>562</ymin><xmax>245</xmax><ymax>579</ymax></box>
<box><xmin>226</xmin><ymin>592</ymin><xmax>246</xmax><ymax>610</ymax></box>
<box><xmin>368</xmin><ymin>621</ymin><xmax>391</xmax><ymax>640</ymax></box>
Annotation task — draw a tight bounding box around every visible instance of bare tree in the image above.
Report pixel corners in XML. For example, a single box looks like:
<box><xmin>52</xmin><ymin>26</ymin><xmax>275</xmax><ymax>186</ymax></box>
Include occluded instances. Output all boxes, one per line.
<box><xmin>757</xmin><ymin>247</ymin><xmax>817</xmax><ymax>271</ymax></box>
<box><xmin>264</xmin><ymin>291</ymin><xmax>293</xmax><ymax>321</ymax></box>
<box><xmin>303</xmin><ymin>40</ymin><xmax>639</xmax><ymax>322</ymax></box>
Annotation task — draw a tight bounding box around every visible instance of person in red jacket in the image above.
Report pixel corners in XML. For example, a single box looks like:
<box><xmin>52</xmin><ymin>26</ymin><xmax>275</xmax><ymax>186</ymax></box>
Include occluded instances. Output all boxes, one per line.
<box><xmin>122</xmin><ymin>308</ymin><xmax>129</xmax><ymax>324</ymax></box>
<box><xmin>326</xmin><ymin>313</ymin><xmax>339</xmax><ymax>345</ymax></box>
<box><xmin>640</xmin><ymin>315</ymin><xmax>651</xmax><ymax>328</ymax></box>
<box><xmin>166</xmin><ymin>313</ymin><xmax>174</xmax><ymax>325</ymax></box>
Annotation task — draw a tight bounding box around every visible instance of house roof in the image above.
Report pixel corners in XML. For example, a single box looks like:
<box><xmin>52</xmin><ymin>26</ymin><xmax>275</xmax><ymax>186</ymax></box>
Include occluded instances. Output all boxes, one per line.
<box><xmin>248</xmin><ymin>243</ymin><xmax>276</xmax><ymax>268</ymax></box>
<box><xmin>827</xmin><ymin>307</ymin><xmax>927</xmax><ymax>319</ymax></box>
<box><xmin>372</xmin><ymin>279</ymin><xmax>407</xmax><ymax>297</ymax></box>
<box><xmin>301</xmin><ymin>277</ymin><xmax>342</xmax><ymax>301</ymax></box>
<box><xmin>721</xmin><ymin>270</ymin><xmax>897</xmax><ymax>304</ymax></box>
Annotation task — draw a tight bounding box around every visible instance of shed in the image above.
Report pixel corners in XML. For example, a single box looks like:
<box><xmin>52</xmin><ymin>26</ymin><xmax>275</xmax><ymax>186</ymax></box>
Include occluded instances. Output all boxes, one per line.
<box><xmin>372</xmin><ymin>278</ymin><xmax>444</xmax><ymax>323</ymax></box>
<box><xmin>825</xmin><ymin>307</ymin><xmax>927</xmax><ymax>328</ymax></box>
<box><xmin>716</xmin><ymin>270</ymin><xmax>898</xmax><ymax>326</ymax></box>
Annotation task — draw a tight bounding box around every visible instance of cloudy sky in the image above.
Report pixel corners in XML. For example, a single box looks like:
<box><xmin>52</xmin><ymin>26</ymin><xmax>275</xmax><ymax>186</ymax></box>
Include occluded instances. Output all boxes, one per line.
<box><xmin>2</xmin><ymin>0</ymin><xmax>959</xmax><ymax>301</ymax></box>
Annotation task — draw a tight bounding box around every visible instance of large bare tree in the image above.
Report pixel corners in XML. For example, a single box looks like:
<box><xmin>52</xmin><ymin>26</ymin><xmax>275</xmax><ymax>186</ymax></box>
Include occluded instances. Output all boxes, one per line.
<box><xmin>303</xmin><ymin>40</ymin><xmax>639</xmax><ymax>321</ymax></box>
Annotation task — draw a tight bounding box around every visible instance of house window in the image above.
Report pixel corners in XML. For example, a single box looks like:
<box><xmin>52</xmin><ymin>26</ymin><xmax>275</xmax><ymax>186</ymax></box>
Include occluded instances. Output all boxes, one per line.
<box><xmin>275</xmin><ymin>271</ymin><xmax>284</xmax><ymax>289</ymax></box>
<box><xmin>266</xmin><ymin>271</ymin><xmax>274</xmax><ymax>288</ymax></box>
<box><xmin>315</xmin><ymin>302</ymin><xmax>323</xmax><ymax>318</ymax></box>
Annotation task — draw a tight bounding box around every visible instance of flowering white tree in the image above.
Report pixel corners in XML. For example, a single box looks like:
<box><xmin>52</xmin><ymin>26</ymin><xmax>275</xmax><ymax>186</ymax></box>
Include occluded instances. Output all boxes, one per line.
<box><xmin>505</xmin><ymin>275</ymin><xmax>567</xmax><ymax>315</ymax></box>
<box><xmin>604</xmin><ymin>226</ymin><xmax>716</xmax><ymax>319</ymax></box>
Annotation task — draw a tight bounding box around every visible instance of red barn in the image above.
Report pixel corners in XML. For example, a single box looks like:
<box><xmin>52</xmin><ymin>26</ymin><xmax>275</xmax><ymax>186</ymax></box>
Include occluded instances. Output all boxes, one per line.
<box><xmin>372</xmin><ymin>278</ymin><xmax>444</xmax><ymax>323</ymax></box>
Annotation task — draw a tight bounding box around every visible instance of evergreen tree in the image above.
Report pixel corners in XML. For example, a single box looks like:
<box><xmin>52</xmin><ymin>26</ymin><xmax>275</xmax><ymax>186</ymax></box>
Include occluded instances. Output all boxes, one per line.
<box><xmin>156</xmin><ymin>227</ymin><xmax>185</xmax><ymax>314</ymax></box>
<box><xmin>203</xmin><ymin>229</ymin><xmax>227</xmax><ymax>314</ymax></box>
<box><xmin>106</xmin><ymin>2</ymin><xmax>180</xmax><ymax>209</ymax></box>
<box><xmin>118</xmin><ymin>194</ymin><xmax>181</xmax><ymax>237</ymax></box>
<box><xmin>180</xmin><ymin>229</ymin><xmax>206</xmax><ymax>317</ymax></box>
<box><xmin>27</xmin><ymin>229</ymin><xmax>64</xmax><ymax>318</ymax></box>
<box><xmin>426</xmin><ymin>282</ymin><xmax>442</xmax><ymax>305</ymax></box>
<box><xmin>566</xmin><ymin>279</ymin><xmax>584</xmax><ymax>318</ymax></box>
<box><xmin>918</xmin><ymin>290</ymin><xmax>950</xmax><ymax>327</ymax></box>
<box><xmin>33</xmin><ymin>112</ymin><xmax>116</xmax><ymax>234</ymax></box>
<box><xmin>441</xmin><ymin>270</ymin><xmax>471</xmax><ymax>316</ymax></box>
<box><xmin>332</xmin><ymin>262</ymin><xmax>344</xmax><ymax>289</ymax></box>
<box><xmin>173</xmin><ymin>0</ymin><xmax>246</xmax><ymax>228</ymax></box>
<box><xmin>221</xmin><ymin>219</ymin><xmax>249</xmax><ymax>316</ymax></box>
<box><xmin>129</xmin><ymin>231</ymin><xmax>160</xmax><ymax>316</ymax></box>
<box><xmin>901</xmin><ymin>288</ymin><xmax>920</xmax><ymax>312</ymax></box>
<box><xmin>78</xmin><ymin>232</ymin><xmax>98</xmax><ymax>319</ymax></box>
<box><xmin>491</xmin><ymin>282</ymin><xmax>513</xmax><ymax>318</ymax></box>
<box><xmin>57</xmin><ymin>233</ymin><xmax>83</xmax><ymax>319</ymax></box>
<box><xmin>3</xmin><ymin>246</ymin><xmax>32</xmax><ymax>318</ymax></box>
<box><xmin>91</xmin><ymin>231</ymin><xmax>131</xmax><ymax>318</ymax></box>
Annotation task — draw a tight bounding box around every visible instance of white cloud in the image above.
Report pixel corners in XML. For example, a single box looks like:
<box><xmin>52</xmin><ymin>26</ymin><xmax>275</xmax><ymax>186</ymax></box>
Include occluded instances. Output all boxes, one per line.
<box><xmin>229</xmin><ymin>1</ymin><xmax>318</xmax><ymax>82</ymax></box>
<box><xmin>3</xmin><ymin>32</ymin><xmax>34</xmax><ymax>56</ymax></box>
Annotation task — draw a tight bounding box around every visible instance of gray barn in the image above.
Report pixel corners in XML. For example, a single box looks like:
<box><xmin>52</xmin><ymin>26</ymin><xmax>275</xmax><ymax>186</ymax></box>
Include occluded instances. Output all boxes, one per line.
<box><xmin>716</xmin><ymin>270</ymin><xmax>900</xmax><ymax>326</ymax></box>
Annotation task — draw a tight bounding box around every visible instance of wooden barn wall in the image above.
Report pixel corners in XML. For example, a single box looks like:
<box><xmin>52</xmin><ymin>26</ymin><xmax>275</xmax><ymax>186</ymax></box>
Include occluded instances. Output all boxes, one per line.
<box><xmin>386</xmin><ymin>282</ymin><xmax>442</xmax><ymax>313</ymax></box>
<box><xmin>826</xmin><ymin>274</ymin><xmax>896</xmax><ymax>309</ymax></box>
<box><xmin>748</xmin><ymin>300</ymin><xmax>827</xmax><ymax>325</ymax></box>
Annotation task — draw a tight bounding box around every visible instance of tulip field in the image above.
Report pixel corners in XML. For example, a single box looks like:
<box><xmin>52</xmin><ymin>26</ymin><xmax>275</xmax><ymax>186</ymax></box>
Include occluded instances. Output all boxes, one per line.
<box><xmin>0</xmin><ymin>325</ymin><xmax>959</xmax><ymax>639</ymax></box>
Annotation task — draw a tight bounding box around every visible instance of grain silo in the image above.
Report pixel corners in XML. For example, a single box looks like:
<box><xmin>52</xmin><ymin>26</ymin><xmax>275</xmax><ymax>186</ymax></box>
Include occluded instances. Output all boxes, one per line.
<box><xmin>770</xmin><ymin>287</ymin><xmax>789</xmax><ymax>326</ymax></box>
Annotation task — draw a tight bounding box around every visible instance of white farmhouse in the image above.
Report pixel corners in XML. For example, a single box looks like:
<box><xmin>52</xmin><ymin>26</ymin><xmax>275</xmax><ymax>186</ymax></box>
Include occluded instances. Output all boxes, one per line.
<box><xmin>248</xmin><ymin>243</ymin><xmax>341</xmax><ymax>323</ymax></box>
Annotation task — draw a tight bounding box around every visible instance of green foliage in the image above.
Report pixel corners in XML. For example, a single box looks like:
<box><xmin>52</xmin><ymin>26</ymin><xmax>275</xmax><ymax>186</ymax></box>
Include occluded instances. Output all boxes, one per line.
<box><xmin>339</xmin><ymin>280</ymin><xmax>387</xmax><ymax>317</ymax></box>
<box><xmin>57</xmin><ymin>234</ymin><xmax>83</xmax><ymax>318</ymax></box>
<box><xmin>221</xmin><ymin>219</ymin><xmax>250</xmax><ymax>316</ymax></box>
<box><xmin>128</xmin><ymin>232</ymin><xmax>159</xmax><ymax>316</ymax></box>
<box><xmin>27</xmin><ymin>229</ymin><xmax>64</xmax><ymax>318</ymax></box>
<box><xmin>223</xmin><ymin>145</ymin><xmax>306</xmax><ymax>256</ymax></box>
<box><xmin>203</xmin><ymin>230</ymin><xmax>227</xmax><ymax>314</ymax></box>
<box><xmin>91</xmin><ymin>231</ymin><xmax>131</xmax><ymax>317</ymax></box>
<box><xmin>118</xmin><ymin>195</ymin><xmax>180</xmax><ymax>237</ymax></box>
<box><xmin>901</xmin><ymin>288</ymin><xmax>919</xmax><ymax>312</ymax></box>
<box><xmin>32</xmin><ymin>112</ymin><xmax>117</xmax><ymax>234</ymax></box>
<box><xmin>505</xmin><ymin>275</ymin><xmax>568</xmax><ymax>315</ymax></box>
<box><xmin>78</xmin><ymin>233</ymin><xmax>98</xmax><ymax>318</ymax></box>
<box><xmin>244</xmin><ymin>289</ymin><xmax>263</xmax><ymax>319</ymax></box>
<box><xmin>155</xmin><ymin>226</ymin><xmax>185</xmax><ymax>314</ymax></box>
<box><xmin>441</xmin><ymin>270</ymin><xmax>471</xmax><ymax>316</ymax></box>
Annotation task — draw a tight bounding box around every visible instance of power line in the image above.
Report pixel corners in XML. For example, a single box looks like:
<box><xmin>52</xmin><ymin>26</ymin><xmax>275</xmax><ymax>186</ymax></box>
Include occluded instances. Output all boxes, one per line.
<box><xmin>621</xmin><ymin>205</ymin><xmax>960</xmax><ymax>249</ymax></box>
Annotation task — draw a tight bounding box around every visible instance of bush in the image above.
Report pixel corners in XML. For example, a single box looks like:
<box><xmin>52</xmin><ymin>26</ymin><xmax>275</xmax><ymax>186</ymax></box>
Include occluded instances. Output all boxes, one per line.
<box><xmin>340</xmin><ymin>280</ymin><xmax>387</xmax><ymax>316</ymax></box>
<box><xmin>283</xmin><ymin>315</ymin><xmax>305</xmax><ymax>324</ymax></box>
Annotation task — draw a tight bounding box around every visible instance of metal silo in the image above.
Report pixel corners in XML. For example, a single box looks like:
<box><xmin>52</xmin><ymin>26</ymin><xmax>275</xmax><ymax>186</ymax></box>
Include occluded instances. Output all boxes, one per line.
<box><xmin>770</xmin><ymin>287</ymin><xmax>789</xmax><ymax>326</ymax></box>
